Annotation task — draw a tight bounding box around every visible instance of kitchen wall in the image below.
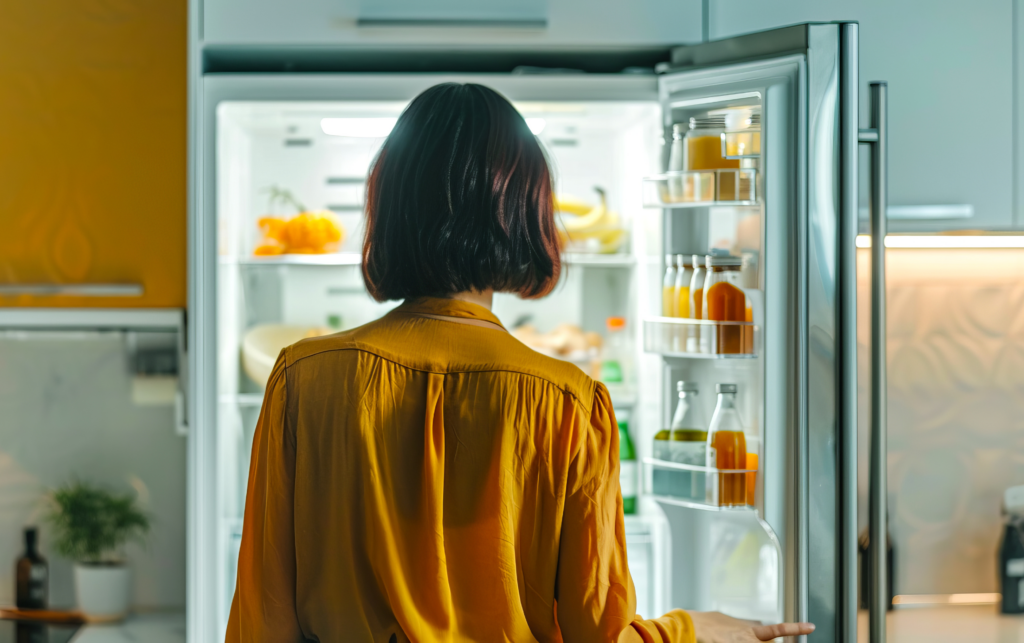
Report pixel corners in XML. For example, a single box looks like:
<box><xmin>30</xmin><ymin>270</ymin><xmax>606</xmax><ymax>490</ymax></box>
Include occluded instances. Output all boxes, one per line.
<box><xmin>858</xmin><ymin>248</ymin><xmax>1024</xmax><ymax>595</ymax></box>
<box><xmin>0</xmin><ymin>334</ymin><xmax>186</xmax><ymax>608</ymax></box>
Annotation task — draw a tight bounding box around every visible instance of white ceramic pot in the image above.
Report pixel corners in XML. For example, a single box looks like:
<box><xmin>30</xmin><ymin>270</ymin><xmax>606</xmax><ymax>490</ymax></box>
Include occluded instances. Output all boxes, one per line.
<box><xmin>74</xmin><ymin>563</ymin><xmax>131</xmax><ymax>621</ymax></box>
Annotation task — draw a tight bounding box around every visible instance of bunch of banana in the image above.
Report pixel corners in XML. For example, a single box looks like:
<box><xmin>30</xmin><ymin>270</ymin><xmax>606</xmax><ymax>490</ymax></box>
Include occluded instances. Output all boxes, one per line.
<box><xmin>555</xmin><ymin>187</ymin><xmax>627</xmax><ymax>254</ymax></box>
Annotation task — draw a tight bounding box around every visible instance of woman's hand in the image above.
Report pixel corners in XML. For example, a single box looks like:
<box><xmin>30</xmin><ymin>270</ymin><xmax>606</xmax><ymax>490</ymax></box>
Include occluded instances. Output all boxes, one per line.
<box><xmin>689</xmin><ymin>611</ymin><xmax>815</xmax><ymax>642</ymax></box>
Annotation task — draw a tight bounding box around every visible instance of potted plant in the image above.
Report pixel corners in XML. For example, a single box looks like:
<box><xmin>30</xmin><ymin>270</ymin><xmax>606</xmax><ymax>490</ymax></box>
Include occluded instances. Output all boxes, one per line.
<box><xmin>48</xmin><ymin>481</ymin><xmax>150</xmax><ymax>621</ymax></box>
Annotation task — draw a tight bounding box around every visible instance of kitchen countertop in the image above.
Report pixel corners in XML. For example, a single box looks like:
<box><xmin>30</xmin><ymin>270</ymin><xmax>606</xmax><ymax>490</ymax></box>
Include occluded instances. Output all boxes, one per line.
<box><xmin>857</xmin><ymin>606</ymin><xmax>1024</xmax><ymax>642</ymax></box>
<box><xmin>70</xmin><ymin>612</ymin><xmax>184</xmax><ymax>643</ymax></box>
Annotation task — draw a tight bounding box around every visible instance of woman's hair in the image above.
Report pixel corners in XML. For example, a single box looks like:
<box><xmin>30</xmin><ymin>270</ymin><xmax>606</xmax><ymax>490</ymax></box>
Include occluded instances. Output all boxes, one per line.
<box><xmin>361</xmin><ymin>83</ymin><xmax>561</xmax><ymax>302</ymax></box>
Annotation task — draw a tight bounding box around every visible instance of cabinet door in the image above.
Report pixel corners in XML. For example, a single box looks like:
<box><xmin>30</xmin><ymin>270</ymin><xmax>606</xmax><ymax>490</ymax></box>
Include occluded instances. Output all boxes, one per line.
<box><xmin>0</xmin><ymin>2</ymin><xmax>187</xmax><ymax>307</ymax></box>
<box><xmin>710</xmin><ymin>0</ymin><xmax>1015</xmax><ymax>231</ymax></box>
<box><xmin>202</xmin><ymin>0</ymin><xmax>701</xmax><ymax>48</ymax></box>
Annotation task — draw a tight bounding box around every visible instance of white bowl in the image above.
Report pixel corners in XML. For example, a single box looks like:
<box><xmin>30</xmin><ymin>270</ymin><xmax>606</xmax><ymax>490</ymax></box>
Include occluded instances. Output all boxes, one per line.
<box><xmin>241</xmin><ymin>325</ymin><xmax>311</xmax><ymax>387</ymax></box>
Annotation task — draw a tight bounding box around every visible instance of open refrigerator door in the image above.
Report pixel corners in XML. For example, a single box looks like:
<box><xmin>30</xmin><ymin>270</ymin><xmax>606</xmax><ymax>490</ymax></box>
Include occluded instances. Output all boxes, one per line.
<box><xmin>641</xmin><ymin>23</ymin><xmax>860</xmax><ymax>641</ymax></box>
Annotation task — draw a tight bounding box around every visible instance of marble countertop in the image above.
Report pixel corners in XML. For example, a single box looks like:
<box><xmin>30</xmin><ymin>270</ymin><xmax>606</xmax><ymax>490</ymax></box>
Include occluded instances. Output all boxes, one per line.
<box><xmin>857</xmin><ymin>606</ymin><xmax>1024</xmax><ymax>643</ymax></box>
<box><xmin>70</xmin><ymin>613</ymin><xmax>184</xmax><ymax>643</ymax></box>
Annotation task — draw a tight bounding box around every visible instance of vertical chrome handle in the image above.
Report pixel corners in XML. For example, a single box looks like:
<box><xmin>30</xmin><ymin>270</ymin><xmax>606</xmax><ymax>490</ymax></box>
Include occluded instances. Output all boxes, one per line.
<box><xmin>860</xmin><ymin>81</ymin><xmax>888</xmax><ymax>643</ymax></box>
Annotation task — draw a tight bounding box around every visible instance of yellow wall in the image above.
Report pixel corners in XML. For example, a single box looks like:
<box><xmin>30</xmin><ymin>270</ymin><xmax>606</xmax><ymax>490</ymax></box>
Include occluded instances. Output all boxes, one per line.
<box><xmin>0</xmin><ymin>0</ymin><xmax>186</xmax><ymax>307</ymax></box>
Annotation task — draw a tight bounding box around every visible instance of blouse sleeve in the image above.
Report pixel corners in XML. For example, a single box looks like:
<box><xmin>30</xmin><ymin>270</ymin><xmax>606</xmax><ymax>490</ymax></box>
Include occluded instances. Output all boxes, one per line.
<box><xmin>555</xmin><ymin>383</ymin><xmax>696</xmax><ymax>643</ymax></box>
<box><xmin>225</xmin><ymin>354</ymin><xmax>305</xmax><ymax>642</ymax></box>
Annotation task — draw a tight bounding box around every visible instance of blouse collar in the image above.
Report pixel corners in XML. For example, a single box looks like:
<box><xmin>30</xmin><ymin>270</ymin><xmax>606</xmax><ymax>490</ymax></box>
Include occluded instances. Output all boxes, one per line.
<box><xmin>395</xmin><ymin>297</ymin><xmax>506</xmax><ymax>330</ymax></box>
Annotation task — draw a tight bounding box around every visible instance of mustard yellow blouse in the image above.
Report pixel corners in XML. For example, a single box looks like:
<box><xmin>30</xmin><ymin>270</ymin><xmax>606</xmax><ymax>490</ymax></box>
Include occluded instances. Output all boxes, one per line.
<box><xmin>226</xmin><ymin>297</ymin><xmax>695</xmax><ymax>643</ymax></box>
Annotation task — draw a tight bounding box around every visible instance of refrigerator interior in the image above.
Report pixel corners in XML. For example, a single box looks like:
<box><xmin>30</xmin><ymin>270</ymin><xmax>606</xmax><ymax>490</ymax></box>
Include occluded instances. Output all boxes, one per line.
<box><xmin>214</xmin><ymin>96</ymin><xmax>672</xmax><ymax>628</ymax></box>
<box><xmin>643</xmin><ymin>89</ymin><xmax>784</xmax><ymax>623</ymax></box>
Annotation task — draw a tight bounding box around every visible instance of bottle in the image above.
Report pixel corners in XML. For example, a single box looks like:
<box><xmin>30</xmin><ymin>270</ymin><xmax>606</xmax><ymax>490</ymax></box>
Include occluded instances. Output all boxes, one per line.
<box><xmin>670</xmin><ymin>381</ymin><xmax>707</xmax><ymax>500</ymax></box>
<box><xmin>618</xmin><ymin>414</ymin><xmax>638</xmax><ymax>515</ymax></box>
<box><xmin>999</xmin><ymin>486</ymin><xmax>1024</xmax><ymax>614</ymax></box>
<box><xmin>652</xmin><ymin>429</ymin><xmax>672</xmax><ymax>496</ymax></box>
<box><xmin>667</xmin><ymin>123</ymin><xmax>687</xmax><ymax>202</ymax></box>
<box><xmin>858</xmin><ymin>525</ymin><xmax>895</xmax><ymax>611</ymax></box>
<box><xmin>16</xmin><ymin>527</ymin><xmax>47</xmax><ymax>609</ymax></box>
<box><xmin>662</xmin><ymin>255</ymin><xmax>678</xmax><ymax>317</ymax></box>
<box><xmin>706</xmin><ymin>384</ymin><xmax>747</xmax><ymax>507</ymax></box>
<box><xmin>686</xmin><ymin>254</ymin><xmax>705</xmax><ymax>354</ymax></box>
<box><xmin>674</xmin><ymin>254</ymin><xmax>692</xmax><ymax>319</ymax></box>
<box><xmin>705</xmin><ymin>256</ymin><xmax>745</xmax><ymax>354</ymax></box>
<box><xmin>671</xmin><ymin>254</ymin><xmax>692</xmax><ymax>352</ymax></box>
<box><xmin>745</xmin><ymin>435</ymin><xmax>759</xmax><ymax>506</ymax></box>
<box><xmin>600</xmin><ymin>316</ymin><xmax>629</xmax><ymax>384</ymax></box>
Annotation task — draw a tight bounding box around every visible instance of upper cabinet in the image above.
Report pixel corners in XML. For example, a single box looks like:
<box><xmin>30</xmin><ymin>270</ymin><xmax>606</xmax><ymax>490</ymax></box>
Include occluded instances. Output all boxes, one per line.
<box><xmin>0</xmin><ymin>1</ymin><xmax>187</xmax><ymax>307</ymax></box>
<box><xmin>710</xmin><ymin>0</ymin><xmax>1017</xmax><ymax>232</ymax></box>
<box><xmin>201</xmin><ymin>0</ymin><xmax>702</xmax><ymax>48</ymax></box>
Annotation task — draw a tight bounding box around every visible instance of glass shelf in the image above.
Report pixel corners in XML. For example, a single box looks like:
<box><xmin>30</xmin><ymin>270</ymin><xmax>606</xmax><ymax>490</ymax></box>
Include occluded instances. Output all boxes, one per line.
<box><xmin>642</xmin><ymin>169</ymin><xmax>758</xmax><ymax>209</ymax></box>
<box><xmin>643</xmin><ymin>316</ymin><xmax>758</xmax><ymax>359</ymax></box>
<box><xmin>643</xmin><ymin>457</ymin><xmax>756</xmax><ymax>512</ymax></box>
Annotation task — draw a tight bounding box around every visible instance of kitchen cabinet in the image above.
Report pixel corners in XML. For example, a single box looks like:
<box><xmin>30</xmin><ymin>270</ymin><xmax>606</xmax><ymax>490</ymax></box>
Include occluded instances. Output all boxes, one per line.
<box><xmin>709</xmin><ymin>0</ymin><xmax>1016</xmax><ymax>232</ymax></box>
<box><xmin>0</xmin><ymin>0</ymin><xmax>187</xmax><ymax>308</ymax></box>
<box><xmin>200</xmin><ymin>0</ymin><xmax>702</xmax><ymax>50</ymax></box>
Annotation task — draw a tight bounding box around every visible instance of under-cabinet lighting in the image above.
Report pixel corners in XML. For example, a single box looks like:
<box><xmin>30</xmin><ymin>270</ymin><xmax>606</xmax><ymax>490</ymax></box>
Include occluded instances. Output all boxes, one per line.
<box><xmin>856</xmin><ymin>235</ymin><xmax>1024</xmax><ymax>249</ymax></box>
<box><xmin>892</xmin><ymin>593</ymin><xmax>1000</xmax><ymax>607</ymax></box>
<box><xmin>320</xmin><ymin>118</ymin><xmax>397</xmax><ymax>138</ymax></box>
<box><xmin>525</xmin><ymin>118</ymin><xmax>546</xmax><ymax>135</ymax></box>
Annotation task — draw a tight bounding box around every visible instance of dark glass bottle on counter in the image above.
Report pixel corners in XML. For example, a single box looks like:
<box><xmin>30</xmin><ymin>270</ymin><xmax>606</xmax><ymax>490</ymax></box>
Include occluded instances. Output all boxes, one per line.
<box><xmin>16</xmin><ymin>527</ymin><xmax>47</xmax><ymax>609</ymax></box>
<box><xmin>858</xmin><ymin>526</ymin><xmax>894</xmax><ymax>611</ymax></box>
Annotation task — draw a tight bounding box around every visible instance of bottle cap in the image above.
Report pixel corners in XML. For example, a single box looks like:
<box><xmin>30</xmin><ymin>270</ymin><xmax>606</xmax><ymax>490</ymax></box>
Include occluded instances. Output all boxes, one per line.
<box><xmin>665</xmin><ymin>254</ymin><xmax>675</xmax><ymax>266</ymax></box>
<box><xmin>705</xmin><ymin>254</ymin><xmax>742</xmax><ymax>268</ymax></box>
<box><xmin>674</xmin><ymin>253</ymin><xmax>687</xmax><ymax>268</ymax></box>
<box><xmin>606</xmin><ymin>316</ymin><xmax>626</xmax><ymax>331</ymax></box>
<box><xmin>716</xmin><ymin>383</ymin><xmax>737</xmax><ymax>394</ymax></box>
<box><xmin>676</xmin><ymin>381</ymin><xmax>699</xmax><ymax>393</ymax></box>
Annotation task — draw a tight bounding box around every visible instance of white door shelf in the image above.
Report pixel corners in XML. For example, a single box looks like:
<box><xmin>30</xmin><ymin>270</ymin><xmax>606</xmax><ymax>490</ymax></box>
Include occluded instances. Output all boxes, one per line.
<box><xmin>643</xmin><ymin>457</ymin><xmax>757</xmax><ymax>513</ymax></box>
<box><xmin>643</xmin><ymin>317</ymin><xmax>759</xmax><ymax>358</ymax></box>
<box><xmin>642</xmin><ymin>169</ymin><xmax>758</xmax><ymax>208</ymax></box>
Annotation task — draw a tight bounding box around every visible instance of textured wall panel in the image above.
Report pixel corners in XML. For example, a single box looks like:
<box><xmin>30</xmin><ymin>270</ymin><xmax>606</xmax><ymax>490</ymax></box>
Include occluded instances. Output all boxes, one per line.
<box><xmin>857</xmin><ymin>248</ymin><xmax>1024</xmax><ymax>594</ymax></box>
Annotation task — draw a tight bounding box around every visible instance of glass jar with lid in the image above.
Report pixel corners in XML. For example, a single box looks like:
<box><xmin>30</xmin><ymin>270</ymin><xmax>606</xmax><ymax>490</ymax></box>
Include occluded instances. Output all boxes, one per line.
<box><xmin>699</xmin><ymin>254</ymin><xmax>745</xmax><ymax>354</ymax></box>
<box><xmin>686</xmin><ymin>116</ymin><xmax>741</xmax><ymax>201</ymax></box>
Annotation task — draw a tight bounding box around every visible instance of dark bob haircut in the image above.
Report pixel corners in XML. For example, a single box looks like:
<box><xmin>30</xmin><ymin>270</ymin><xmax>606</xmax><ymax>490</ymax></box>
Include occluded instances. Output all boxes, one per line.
<box><xmin>361</xmin><ymin>83</ymin><xmax>561</xmax><ymax>302</ymax></box>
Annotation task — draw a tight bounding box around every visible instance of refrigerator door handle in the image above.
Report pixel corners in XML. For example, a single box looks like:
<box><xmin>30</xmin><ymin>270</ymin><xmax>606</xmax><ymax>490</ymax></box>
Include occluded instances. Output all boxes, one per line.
<box><xmin>859</xmin><ymin>82</ymin><xmax>888</xmax><ymax>643</ymax></box>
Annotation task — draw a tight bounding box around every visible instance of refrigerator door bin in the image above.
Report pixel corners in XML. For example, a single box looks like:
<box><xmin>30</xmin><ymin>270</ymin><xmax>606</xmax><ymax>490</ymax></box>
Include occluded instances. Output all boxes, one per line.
<box><xmin>644</xmin><ymin>458</ymin><xmax>757</xmax><ymax>511</ymax></box>
<box><xmin>643</xmin><ymin>169</ymin><xmax>757</xmax><ymax>207</ymax></box>
<box><xmin>643</xmin><ymin>317</ymin><xmax>759</xmax><ymax>358</ymax></box>
<box><xmin>721</xmin><ymin>130</ymin><xmax>761</xmax><ymax>159</ymax></box>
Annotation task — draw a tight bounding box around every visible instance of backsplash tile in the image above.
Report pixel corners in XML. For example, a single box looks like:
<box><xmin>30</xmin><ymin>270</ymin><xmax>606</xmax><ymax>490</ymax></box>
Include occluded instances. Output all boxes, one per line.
<box><xmin>858</xmin><ymin>249</ymin><xmax>1024</xmax><ymax>595</ymax></box>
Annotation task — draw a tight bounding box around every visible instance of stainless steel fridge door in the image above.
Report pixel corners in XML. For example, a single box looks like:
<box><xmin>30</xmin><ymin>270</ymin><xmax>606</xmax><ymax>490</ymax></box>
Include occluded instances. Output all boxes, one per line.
<box><xmin>660</xmin><ymin>23</ymin><xmax>859</xmax><ymax>642</ymax></box>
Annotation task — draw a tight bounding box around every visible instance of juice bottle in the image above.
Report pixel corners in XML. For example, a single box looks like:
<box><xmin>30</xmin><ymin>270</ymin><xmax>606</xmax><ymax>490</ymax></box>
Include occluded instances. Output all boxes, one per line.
<box><xmin>662</xmin><ymin>255</ymin><xmax>678</xmax><ymax>317</ymax></box>
<box><xmin>652</xmin><ymin>429</ymin><xmax>672</xmax><ymax>496</ymax></box>
<box><xmin>686</xmin><ymin>254</ymin><xmax>705</xmax><ymax>354</ymax></box>
<box><xmin>706</xmin><ymin>383</ymin><xmax>747</xmax><ymax>507</ymax></box>
<box><xmin>669</xmin><ymin>381</ymin><xmax>707</xmax><ymax>500</ymax></box>
<box><xmin>672</xmin><ymin>255</ymin><xmax>692</xmax><ymax>351</ymax></box>
<box><xmin>674</xmin><ymin>254</ymin><xmax>692</xmax><ymax>319</ymax></box>
<box><xmin>706</xmin><ymin>260</ymin><xmax>745</xmax><ymax>354</ymax></box>
<box><xmin>745</xmin><ymin>435</ymin><xmax>759</xmax><ymax>506</ymax></box>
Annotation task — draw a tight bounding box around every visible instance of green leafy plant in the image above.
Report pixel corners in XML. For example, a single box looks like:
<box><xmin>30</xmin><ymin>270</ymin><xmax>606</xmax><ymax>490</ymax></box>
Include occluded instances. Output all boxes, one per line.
<box><xmin>47</xmin><ymin>481</ymin><xmax>151</xmax><ymax>564</ymax></box>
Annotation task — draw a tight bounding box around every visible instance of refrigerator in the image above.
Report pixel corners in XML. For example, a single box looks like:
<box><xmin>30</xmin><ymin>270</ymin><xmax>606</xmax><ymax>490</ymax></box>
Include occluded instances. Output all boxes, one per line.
<box><xmin>189</xmin><ymin>22</ymin><xmax>875</xmax><ymax>642</ymax></box>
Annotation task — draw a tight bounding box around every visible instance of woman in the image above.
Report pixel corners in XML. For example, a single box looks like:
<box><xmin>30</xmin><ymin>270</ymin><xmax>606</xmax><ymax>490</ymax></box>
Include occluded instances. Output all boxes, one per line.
<box><xmin>227</xmin><ymin>83</ymin><xmax>814</xmax><ymax>643</ymax></box>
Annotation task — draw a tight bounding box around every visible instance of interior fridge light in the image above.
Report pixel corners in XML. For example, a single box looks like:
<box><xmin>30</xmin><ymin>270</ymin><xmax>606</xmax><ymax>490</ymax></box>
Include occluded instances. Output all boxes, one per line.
<box><xmin>320</xmin><ymin>118</ymin><xmax>397</xmax><ymax>138</ymax></box>
<box><xmin>525</xmin><ymin>118</ymin><xmax>546</xmax><ymax>135</ymax></box>
<box><xmin>856</xmin><ymin>235</ymin><xmax>1024</xmax><ymax>249</ymax></box>
<box><xmin>892</xmin><ymin>593</ymin><xmax>1000</xmax><ymax>606</ymax></box>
